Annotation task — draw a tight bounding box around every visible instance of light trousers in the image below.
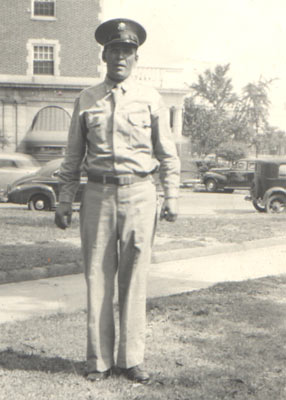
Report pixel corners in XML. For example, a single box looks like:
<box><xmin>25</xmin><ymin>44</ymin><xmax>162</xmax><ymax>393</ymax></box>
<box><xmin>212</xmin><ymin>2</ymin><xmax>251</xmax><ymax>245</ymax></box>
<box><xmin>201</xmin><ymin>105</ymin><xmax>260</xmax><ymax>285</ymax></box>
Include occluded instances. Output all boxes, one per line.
<box><xmin>80</xmin><ymin>179</ymin><xmax>157</xmax><ymax>372</ymax></box>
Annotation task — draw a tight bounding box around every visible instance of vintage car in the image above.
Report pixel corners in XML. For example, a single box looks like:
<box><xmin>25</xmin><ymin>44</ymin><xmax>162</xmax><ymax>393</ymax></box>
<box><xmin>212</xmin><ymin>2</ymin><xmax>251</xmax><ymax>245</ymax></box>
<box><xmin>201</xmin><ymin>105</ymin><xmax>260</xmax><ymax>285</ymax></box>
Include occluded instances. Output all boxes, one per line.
<box><xmin>0</xmin><ymin>152</ymin><xmax>40</xmax><ymax>198</ymax></box>
<box><xmin>6</xmin><ymin>158</ymin><xmax>86</xmax><ymax>211</ymax></box>
<box><xmin>246</xmin><ymin>158</ymin><xmax>286</xmax><ymax>213</ymax></box>
<box><xmin>202</xmin><ymin>159</ymin><xmax>257</xmax><ymax>193</ymax></box>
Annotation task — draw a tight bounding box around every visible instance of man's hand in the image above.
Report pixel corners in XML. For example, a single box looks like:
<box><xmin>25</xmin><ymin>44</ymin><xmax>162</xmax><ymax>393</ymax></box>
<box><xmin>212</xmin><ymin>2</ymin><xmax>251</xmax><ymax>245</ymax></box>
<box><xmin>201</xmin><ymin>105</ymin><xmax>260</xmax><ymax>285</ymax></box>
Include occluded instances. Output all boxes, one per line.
<box><xmin>160</xmin><ymin>198</ymin><xmax>178</xmax><ymax>222</ymax></box>
<box><xmin>55</xmin><ymin>202</ymin><xmax>73</xmax><ymax>229</ymax></box>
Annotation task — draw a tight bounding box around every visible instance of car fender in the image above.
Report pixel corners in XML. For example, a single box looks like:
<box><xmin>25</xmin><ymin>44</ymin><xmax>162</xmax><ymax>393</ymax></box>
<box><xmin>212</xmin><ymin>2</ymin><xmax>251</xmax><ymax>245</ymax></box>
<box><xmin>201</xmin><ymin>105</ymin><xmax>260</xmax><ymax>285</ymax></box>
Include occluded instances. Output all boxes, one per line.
<box><xmin>263</xmin><ymin>187</ymin><xmax>286</xmax><ymax>204</ymax></box>
<box><xmin>8</xmin><ymin>183</ymin><xmax>57</xmax><ymax>207</ymax></box>
<box><xmin>203</xmin><ymin>171</ymin><xmax>227</xmax><ymax>184</ymax></box>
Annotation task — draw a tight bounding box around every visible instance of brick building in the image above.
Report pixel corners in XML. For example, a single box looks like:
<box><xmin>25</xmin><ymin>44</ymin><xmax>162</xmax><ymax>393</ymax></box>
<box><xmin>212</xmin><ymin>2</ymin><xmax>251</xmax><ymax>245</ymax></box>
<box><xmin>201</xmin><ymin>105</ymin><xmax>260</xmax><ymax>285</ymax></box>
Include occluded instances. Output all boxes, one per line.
<box><xmin>0</xmin><ymin>0</ymin><xmax>187</xmax><ymax>162</ymax></box>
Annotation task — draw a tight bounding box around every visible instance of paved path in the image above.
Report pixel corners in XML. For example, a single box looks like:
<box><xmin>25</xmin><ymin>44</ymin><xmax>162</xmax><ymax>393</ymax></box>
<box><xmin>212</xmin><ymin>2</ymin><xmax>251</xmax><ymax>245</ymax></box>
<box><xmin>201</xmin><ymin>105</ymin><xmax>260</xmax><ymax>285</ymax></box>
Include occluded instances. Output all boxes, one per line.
<box><xmin>1</xmin><ymin>240</ymin><xmax>286</xmax><ymax>324</ymax></box>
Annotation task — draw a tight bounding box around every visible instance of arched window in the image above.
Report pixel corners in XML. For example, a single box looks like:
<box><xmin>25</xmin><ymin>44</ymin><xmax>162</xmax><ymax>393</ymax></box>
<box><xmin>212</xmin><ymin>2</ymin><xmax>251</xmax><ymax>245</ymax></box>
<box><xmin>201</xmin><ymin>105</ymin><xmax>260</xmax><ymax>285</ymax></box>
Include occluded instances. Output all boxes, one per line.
<box><xmin>18</xmin><ymin>106</ymin><xmax>71</xmax><ymax>163</ymax></box>
<box><xmin>31</xmin><ymin>106</ymin><xmax>71</xmax><ymax>131</ymax></box>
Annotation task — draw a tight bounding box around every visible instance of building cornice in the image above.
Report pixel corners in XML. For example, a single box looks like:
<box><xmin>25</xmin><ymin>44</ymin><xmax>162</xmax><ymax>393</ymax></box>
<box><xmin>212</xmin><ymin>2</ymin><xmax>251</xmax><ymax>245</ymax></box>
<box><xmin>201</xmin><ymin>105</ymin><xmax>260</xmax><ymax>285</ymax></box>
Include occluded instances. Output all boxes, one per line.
<box><xmin>0</xmin><ymin>75</ymin><xmax>100</xmax><ymax>90</ymax></box>
<box><xmin>0</xmin><ymin>70</ymin><xmax>190</xmax><ymax>94</ymax></box>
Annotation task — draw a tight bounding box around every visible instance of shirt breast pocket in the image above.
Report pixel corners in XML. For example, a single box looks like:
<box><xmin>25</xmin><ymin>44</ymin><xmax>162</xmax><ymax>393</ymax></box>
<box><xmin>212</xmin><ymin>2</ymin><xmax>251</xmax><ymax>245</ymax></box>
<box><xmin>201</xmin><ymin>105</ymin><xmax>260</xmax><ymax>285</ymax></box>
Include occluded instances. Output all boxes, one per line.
<box><xmin>85</xmin><ymin>109</ymin><xmax>109</xmax><ymax>145</ymax></box>
<box><xmin>86</xmin><ymin>110</ymin><xmax>104</xmax><ymax>128</ymax></box>
<box><xmin>128</xmin><ymin>111</ymin><xmax>151</xmax><ymax>128</ymax></box>
<box><xmin>128</xmin><ymin>111</ymin><xmax>151</xmax><ymax>148</ymax></box>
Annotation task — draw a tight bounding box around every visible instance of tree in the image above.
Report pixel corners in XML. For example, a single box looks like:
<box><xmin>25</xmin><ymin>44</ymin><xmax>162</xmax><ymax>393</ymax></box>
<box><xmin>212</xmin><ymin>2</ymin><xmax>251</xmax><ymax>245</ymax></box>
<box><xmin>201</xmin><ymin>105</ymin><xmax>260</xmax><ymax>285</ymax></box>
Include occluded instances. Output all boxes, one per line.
<box><xmin>183</xmin><ymin>97</ymin><xmax>230</xmax><ymax>155</ymax></box>
<box><xmin>183</xmin><ymin>64</ymin><xmax>239</xmax><ymax>155</ymax></box>
<box><xmin>264</xmin><ymin>126</ymin><xmax>286</xmax><ymax>155</ymax></box>
<box><xmin>183</xmin><ymin>65</ymin><xmax>276</xmax><ymax>158</ymax></box>
<box><xmin>240</xmin><ymin>78</ymin><xmax>274</xmax><ymax>156</ymax></box>
<box><xmin>216</xmin><ymin>140</ymin><xmax>247</xmax><ymax>162</ymax></box>
<box><xmin>191</xmin><ymin>64</ymin><xmax>238</xmax><ymax>111</ymax></box>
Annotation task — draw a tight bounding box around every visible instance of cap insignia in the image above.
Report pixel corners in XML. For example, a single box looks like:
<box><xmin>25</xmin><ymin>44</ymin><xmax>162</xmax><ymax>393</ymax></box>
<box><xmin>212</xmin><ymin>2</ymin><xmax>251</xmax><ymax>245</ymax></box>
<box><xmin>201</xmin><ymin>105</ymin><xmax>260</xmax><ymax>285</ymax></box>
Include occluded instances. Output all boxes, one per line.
<box><xmin>117</xmin><ymin>22</ymin><xmax>126</xmax><ymax>31</ymax></box>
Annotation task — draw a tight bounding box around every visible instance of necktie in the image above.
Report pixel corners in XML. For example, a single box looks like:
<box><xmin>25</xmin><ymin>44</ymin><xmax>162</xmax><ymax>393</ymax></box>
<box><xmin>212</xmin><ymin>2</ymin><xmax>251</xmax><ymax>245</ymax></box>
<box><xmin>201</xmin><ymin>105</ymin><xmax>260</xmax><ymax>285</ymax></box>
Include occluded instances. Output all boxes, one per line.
<box><xmin>111</xmin><ymin>84</ymin><xmax>121</xmax><ymax>104</ymax></box>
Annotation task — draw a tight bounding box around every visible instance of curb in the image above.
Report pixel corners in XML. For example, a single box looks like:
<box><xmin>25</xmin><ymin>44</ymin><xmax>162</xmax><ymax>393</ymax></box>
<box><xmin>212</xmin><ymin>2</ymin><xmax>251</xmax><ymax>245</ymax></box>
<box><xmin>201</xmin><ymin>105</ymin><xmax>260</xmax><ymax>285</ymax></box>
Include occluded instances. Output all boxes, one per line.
<box><xmin>0</xmin><ymin>262</ymin><xmax>82</xmax><ymax>285</ymax></box>
<box><xmin>1</xmin><ymin>236</ymin><xmax>286</xmax><ymax>285</ymax></box>
<box><xmin>152</xmin><ymin>236</ymin><xmax>286</xmax><ymax>264</ymax></box>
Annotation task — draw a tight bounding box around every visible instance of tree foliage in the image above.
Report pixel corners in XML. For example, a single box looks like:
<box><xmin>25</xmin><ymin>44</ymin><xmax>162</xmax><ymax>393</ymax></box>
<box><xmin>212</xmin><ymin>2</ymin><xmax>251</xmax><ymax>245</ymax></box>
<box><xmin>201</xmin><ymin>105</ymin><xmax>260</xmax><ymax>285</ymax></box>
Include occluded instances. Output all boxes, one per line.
<box><xmin>216</xmin><ymin>140</ymin><xmax>247</xmax><ymax>162</ymax></box>
<box><xmin>183</xmin><ymin>64</ymin><xmax>279</xmax><ymax>157</ymax></box>
<box><xmin>183</xmin><ymin>97</ymin><xmax>231</xmax><ymax>155</ymax></box>
<box><xmin>241</xmin><ymin>79</ymin><xmax>272</xmax><ymax>133</ymax></box>
<box><xmin>263</xmin><ymin>126</ymin><xmax>286</xmax><ymax>155</ymax></box>
<box><xmin>191</xmin><ymin>64</ymin><xmax>238</xmax><ymax>110</ymax></box>
<box><xmin>183</xmin><ymin>64</ymin><xmax>243</xmax><ymax>155</ymax></box>
<box><xmin>240</xmin><ymin>78</ymin><xmax>274</xmax><ymax>155</ymax></box>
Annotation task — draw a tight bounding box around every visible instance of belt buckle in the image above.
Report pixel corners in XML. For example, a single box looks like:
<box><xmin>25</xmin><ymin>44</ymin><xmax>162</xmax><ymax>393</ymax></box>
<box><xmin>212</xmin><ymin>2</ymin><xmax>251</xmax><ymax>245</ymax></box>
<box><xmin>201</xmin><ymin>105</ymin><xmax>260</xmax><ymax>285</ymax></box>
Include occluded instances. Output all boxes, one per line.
<box><xmin>119</xmin><ymin>176</ymin><xmax>133</xmax><ymax>185</ymax></box>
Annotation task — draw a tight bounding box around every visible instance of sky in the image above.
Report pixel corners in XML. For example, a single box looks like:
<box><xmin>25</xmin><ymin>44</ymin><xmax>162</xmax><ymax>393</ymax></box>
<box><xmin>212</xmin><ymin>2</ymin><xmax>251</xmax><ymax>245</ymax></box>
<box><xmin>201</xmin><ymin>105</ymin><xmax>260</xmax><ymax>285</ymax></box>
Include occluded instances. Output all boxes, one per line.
<box><xmin>102</xmin><ymin>0</ymin><xmax>286</xmax><ymax>130</ymax></box>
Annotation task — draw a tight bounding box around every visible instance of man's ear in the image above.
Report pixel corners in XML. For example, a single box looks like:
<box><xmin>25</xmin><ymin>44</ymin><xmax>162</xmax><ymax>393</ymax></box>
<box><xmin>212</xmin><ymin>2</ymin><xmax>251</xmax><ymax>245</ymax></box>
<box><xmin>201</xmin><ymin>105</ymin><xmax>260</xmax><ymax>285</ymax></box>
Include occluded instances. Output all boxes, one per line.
<box><xmin>135</xmin><ymin>53</ymin><xmax>139</xmax><ymax>62</ymax></box>
<box><xmin>102</xmin><ymin>49</ymin><xmax>107</xmax><ymax>62</ymax></box>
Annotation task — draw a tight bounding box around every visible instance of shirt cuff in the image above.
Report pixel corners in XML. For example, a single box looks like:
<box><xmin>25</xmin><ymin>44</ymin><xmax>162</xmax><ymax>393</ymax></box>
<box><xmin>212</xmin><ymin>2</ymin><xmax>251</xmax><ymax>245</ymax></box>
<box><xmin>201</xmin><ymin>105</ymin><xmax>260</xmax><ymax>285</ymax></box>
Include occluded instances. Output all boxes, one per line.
<box><xmin>164</xmin><ymin>188</ymin><xmax>179</xmax><ymax>199</ymax></box>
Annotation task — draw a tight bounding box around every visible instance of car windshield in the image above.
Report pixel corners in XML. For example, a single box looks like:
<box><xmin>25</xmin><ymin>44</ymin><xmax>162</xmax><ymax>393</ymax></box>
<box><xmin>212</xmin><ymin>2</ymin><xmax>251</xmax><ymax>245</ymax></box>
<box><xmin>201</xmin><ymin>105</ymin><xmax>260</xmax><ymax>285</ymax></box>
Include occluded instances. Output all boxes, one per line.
<box><xmin>278</xmin><ymin>164</ymin><xmax>286</xmax><ymax>177</ymax></box>
<box><xmin>235</xmin><ymin>161</ymin><xmax>247</xmax><ymax>170</ymax></box>
<box><xmin>17</xmin><ymin>159</ymin><xmax>40</xmax><ymax>168</ymax></box>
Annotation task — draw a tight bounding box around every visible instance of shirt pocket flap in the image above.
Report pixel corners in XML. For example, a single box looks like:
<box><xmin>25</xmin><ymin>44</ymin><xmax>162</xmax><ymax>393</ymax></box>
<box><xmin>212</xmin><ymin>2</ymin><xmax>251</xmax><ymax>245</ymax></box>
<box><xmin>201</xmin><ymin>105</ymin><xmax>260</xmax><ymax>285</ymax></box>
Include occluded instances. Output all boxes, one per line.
<box><xmin>86</xmin><ymin>109</ymin><xmax>104</xmax><ymax>127</ymax></box>
<box><xmin>128</xmin><ymin>112</ymin><xmax>151</xmax><ymax>127</ymax></box>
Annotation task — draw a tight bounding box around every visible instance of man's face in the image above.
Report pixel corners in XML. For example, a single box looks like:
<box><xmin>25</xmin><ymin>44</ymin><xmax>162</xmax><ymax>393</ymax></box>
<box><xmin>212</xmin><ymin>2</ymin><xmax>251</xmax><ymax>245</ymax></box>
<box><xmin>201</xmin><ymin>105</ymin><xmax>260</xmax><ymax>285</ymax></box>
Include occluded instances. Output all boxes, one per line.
<box><xmin>103</xmin><ymin>43</ymin><xmax>138</xmax><ymax>82</ymax></box>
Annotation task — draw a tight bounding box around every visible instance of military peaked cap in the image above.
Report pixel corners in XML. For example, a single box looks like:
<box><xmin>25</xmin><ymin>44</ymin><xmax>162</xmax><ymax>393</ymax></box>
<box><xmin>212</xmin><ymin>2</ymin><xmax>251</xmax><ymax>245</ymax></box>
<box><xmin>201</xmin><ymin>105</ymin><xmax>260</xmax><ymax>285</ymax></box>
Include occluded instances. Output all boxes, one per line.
<box><xmin>95</xmin><ymin>18</ymin><xmax>146</xmax><ymax>47</ymax></box>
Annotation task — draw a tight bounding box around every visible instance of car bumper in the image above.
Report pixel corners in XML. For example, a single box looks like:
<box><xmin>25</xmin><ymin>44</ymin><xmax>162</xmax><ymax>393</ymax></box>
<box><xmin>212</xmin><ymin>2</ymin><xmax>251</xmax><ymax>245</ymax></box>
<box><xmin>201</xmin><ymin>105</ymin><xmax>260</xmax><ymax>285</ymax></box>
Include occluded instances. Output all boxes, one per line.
<box><xmin>180</xmin><ymin>178</ymin><xmax>201</xmax><ymax>188</ymax></box>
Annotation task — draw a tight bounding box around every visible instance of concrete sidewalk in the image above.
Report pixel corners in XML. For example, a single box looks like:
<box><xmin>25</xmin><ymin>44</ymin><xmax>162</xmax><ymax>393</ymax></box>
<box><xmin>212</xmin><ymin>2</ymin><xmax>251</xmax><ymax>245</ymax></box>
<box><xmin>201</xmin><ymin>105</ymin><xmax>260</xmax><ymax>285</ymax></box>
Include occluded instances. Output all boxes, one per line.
<box><xmin>1</xmin><ymin>238</ymin><xmax>286</xmax><ymax>324</ymax></box>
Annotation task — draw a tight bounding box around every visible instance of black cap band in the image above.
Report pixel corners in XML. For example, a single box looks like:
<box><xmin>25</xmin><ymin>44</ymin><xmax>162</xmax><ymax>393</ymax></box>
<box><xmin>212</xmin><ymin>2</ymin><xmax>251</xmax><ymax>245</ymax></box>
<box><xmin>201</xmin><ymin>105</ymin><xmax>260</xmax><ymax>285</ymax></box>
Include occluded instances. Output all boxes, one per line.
<box><xmin>95</xmin><ymin>18</ymin><xmax>146</xmax><ymax>47</ymax></box>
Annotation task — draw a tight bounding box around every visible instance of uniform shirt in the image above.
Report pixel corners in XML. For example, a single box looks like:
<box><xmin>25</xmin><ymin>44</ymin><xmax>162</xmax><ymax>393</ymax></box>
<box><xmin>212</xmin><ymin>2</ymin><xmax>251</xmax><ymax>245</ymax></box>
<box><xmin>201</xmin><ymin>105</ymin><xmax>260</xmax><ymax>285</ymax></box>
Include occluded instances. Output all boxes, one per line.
<box><xmin>58</xmin><ymin>75</ymin><xmax>180</xmax><ymax>203</ymax></box>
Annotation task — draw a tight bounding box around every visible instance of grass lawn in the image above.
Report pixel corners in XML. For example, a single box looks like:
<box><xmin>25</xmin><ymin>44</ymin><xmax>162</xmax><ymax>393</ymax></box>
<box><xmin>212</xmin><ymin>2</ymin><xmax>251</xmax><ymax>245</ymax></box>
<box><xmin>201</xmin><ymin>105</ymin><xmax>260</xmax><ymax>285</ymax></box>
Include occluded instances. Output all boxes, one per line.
<box><xmin>1</xmin><ymin>275</ymin><xmax>286</xmax><ymax>399</ymax></box>
<box><xmin>1</xmin><ymin>205</ymin><xmax>286</xmax><ymax>398</ymax></box>
<box><xmin>1</xmin><ymin>208</ymin><xmax>286</xmax><ymax>274</ymax></box>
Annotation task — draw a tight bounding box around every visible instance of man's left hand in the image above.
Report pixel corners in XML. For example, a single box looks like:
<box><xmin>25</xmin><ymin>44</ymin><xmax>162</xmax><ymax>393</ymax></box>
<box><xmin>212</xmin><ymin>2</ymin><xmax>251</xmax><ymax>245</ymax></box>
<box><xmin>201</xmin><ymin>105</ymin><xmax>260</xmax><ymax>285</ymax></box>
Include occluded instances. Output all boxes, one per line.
<box><xmin>160</xmin><ymin>198</ymin><xmax>178</xmax><ymax>222</ymax></box>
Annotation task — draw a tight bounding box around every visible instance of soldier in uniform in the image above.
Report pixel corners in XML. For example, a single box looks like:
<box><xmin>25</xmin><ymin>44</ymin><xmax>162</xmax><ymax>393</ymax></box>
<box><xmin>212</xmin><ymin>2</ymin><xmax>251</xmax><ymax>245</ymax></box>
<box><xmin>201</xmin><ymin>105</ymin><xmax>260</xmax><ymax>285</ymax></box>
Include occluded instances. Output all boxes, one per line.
<box><xmin>55</xmin><ymin>18</ymin><xmax>180</xmax><ymax>383</ymax></box>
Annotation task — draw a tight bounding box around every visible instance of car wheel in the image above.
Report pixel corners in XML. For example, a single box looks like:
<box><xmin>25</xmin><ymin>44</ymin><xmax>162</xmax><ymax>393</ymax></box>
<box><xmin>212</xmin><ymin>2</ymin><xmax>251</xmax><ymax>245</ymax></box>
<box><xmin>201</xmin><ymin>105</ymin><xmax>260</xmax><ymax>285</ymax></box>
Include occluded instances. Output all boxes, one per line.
<box><xmin>252</xmin><ymin>198</ymin><xmax>266</xmax><ymax>213</ymax></box>
<box><xmin>266</xmin><ymin>194</ymin><xmax>286</xmax><ymax>213</ymax></box>
<box><xmin>205</xmin><ymin>179</ymin><xmax>217</xmax><ymax>192</ymax></box>
<box><xmin>28</xmin><ymin>194</ymin><xmax>51</xmax><ymax>211</ymax></box>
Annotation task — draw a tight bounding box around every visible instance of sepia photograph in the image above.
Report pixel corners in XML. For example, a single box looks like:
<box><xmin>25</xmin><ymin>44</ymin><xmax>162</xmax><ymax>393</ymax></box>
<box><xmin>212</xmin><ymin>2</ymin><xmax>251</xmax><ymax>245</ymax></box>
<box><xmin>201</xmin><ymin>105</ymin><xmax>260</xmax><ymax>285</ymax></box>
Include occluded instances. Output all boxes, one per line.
<box><xmin>1</xmin><ymin>0</ymin><xmax>286</xmax><ymax>398</ymax></box>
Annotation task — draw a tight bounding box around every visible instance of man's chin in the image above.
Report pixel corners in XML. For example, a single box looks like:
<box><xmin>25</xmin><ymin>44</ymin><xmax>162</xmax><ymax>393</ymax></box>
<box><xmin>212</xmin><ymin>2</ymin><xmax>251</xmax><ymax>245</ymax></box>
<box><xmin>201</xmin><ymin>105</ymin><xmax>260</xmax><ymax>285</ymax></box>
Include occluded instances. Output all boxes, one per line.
<box><xmin>109</xmin><ymin>71</ymin><xmax>130</xmax><ymax>82</ymax></box>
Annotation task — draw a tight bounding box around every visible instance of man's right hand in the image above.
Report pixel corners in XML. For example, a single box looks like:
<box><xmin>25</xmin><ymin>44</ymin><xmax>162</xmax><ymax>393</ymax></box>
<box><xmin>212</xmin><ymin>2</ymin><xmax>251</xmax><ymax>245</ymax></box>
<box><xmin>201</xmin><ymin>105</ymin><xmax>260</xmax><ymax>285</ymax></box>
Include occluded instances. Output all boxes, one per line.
<box><xmin>55</xmin><ymin>202</ymin><xmax>73</xmax><ymax>229</ymax></box>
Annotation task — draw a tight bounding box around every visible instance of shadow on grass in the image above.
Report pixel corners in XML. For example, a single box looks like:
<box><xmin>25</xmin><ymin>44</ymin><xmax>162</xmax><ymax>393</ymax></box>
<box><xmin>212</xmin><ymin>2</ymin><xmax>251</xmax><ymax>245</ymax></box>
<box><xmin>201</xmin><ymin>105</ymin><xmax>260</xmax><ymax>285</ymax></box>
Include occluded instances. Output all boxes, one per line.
<box><xmin>0</xmin><ymin>348</ymin><xmax>85</xmax><ymax>376</ymax></box>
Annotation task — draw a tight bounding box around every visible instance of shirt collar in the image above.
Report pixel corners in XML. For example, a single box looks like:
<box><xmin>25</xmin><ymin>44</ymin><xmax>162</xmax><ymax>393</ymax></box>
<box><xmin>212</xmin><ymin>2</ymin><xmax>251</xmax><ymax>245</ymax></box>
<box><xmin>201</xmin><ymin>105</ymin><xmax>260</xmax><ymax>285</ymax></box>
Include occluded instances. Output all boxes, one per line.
<box><xmin>104</xmin><ymin>75</ymin><xmax>134</xmax><ymax>94</ymax></box>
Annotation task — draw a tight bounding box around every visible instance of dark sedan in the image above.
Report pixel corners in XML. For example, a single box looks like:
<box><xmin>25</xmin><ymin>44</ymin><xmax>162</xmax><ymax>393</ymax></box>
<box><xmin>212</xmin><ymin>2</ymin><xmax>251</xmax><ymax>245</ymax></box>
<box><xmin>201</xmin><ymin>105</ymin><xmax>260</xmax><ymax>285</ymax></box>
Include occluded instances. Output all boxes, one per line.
<box><xmin>202</xmin><ymin>159</ymin><xmax>257</xmax><ymax>193</ymax></box>
<box><xmin>6</xmin><ymin>158</ymin><xmax>86</xmax><ymax>211</ymax></box>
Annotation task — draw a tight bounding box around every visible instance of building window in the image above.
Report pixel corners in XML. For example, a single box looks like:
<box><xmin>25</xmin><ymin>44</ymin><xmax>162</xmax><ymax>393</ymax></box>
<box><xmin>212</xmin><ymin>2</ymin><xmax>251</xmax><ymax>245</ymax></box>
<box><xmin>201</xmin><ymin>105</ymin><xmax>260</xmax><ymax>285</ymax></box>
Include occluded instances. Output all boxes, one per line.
<box><xmin>27</xmin><ymin>39</ymin><xmax>60</xmax><ymax>76</ymax></box>
<box><xmin>33</xmin><ymin>45</ymin><xmax>54</xmax><ymax>75</ymax></box>
<box><xmin>279</xmin><ymin>164</ymin><xmax>286</xmax><ymax>177</ymax></box>
<box><xmin>32</xmin><ymin>0</ymin><xmax>56</xmax><ymax>19</ymax></box>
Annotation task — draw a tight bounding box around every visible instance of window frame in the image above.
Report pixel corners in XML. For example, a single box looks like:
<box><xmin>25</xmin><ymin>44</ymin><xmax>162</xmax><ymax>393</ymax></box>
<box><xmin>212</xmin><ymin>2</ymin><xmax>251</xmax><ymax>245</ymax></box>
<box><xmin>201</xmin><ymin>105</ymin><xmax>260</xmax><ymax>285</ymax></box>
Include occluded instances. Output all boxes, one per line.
<box><xmin>234</xmin><ymin>160</ymin><xmax>247</xmax><ymax>171</ymax></box>
<box><xmin>0</xmin><ymin>160</ymin><xmax>18</xmax><ymax>169</ymax></box>
<box><xmin>278</xmin><ymin>164</ymin><xmax>286</xmax><ymax>177</ymax></box>
<box><xmin>26</xmin><ymin>39</ymin><xmax>60</xmax><ymax>77</ymax></box>
<box><xmin>33</xmin><ymin>45</ymin><xmax>55</xmax><ymax>75</ymax></box>
<box><xmin>31</xmin><ymin>0</ymin><xmax>56</xmax><ymax>21</ymax></box>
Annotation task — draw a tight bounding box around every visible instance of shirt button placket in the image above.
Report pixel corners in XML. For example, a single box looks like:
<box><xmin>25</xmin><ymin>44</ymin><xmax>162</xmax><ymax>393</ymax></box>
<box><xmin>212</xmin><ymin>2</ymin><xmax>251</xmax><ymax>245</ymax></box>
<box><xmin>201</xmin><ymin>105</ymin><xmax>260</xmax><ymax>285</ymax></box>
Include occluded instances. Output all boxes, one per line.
<box><xmin>112</xmin><ymin>86</ymin><xmax>119</xmax><ymax>174</ymax></box>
